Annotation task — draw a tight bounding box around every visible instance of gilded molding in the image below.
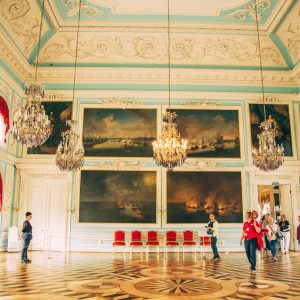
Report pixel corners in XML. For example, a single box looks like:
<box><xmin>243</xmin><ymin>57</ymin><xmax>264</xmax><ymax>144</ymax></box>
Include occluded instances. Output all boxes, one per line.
<box><xmin>182</xmin><ymin>160</ymin><xmax>224</xmax><ymax>170</ymax></box>
<box><xmin>224</xmin><ymin>0</ymin><xmax>272</xmax><ymax>21</ymax></box>
<box><xmin>183</xmin><ymin>100</ymin><xmax>221</xmax><ymax>108</ymax></box>
<box><xmin>92</xmin><ymin>160</ymin><xmax>144</xmax><ymax>170</ymax></box>
<box><xmin>97</xmin><ymin>97</ymin><xmax>143</xmax><ymax>108</ymax></box>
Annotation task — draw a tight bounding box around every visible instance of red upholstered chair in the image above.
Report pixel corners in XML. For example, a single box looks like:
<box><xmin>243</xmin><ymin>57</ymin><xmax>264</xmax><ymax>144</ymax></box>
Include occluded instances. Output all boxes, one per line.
<box><xmin>182</xmin><ymin>230</ymin><xmax>197</xmax><ymax>254</ymax></box>
<box><xmin>146</xmin><ymin>230</ymin><xmax>160</xmax><ymax>255</ymax></box>
<box><xmin>199</xmin><ymin>236</ymin><xmax>211</xmax><ymax>257</ymax></box>
<box><xmin>113</xmin><ymin>230</ymin><xmax>126</xmax><ymax>254</ymax></box>
<box><xmin>130</xmin><ymin>230</ymin><xmax>143</xmax><ymax>254</ymax></box>
<box><xmin>165</xmin><ymin>230</ymin><xmax>179</xmax><ymax>255</ymax></box>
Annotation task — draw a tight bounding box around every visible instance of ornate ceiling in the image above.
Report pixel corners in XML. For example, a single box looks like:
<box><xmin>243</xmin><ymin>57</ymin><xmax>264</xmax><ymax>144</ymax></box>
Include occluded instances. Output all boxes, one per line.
<box><xmin>0</xmin><ymin>0</ymin><xmax>299</xmax><ymax>84</ymax></box>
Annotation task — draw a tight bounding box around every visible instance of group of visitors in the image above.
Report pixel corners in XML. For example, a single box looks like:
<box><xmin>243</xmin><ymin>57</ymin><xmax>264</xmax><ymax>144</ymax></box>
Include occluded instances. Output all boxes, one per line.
<box><xmin>208</xmin><ymin>212</ymin><xmax>300</xmax><ymax>274</ymax></box>
<box><xmin>20</xmin><ymin>211</ymin><xmax>300</xmax><ymax>265</ymax></box>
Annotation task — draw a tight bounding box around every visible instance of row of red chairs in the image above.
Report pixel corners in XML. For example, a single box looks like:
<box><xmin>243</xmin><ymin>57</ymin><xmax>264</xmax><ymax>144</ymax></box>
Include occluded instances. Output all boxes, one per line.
<box><xmin>113</xmin><ymin>230</ymin><xmax>211</xmax><ymax>254</ymax></box>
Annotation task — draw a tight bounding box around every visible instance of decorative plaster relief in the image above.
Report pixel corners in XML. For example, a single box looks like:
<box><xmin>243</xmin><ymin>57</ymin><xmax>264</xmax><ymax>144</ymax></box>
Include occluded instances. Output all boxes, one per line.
<box><xmin>61</xmin><ymin>0</ymin><xmax>106</xmax><ymax>17</ymax></box>
<box><xmin>0</xmin><ymin>0</ymin><xmax>49</xmax><ymax>55</ymax></box>
<box><xmin>92</xmin><ymin>160</ymin><xmax>144</xmax><ymax>170</ymax></box>
<box><xmin>285</xmin><ymin>23</ymin><xmax>300</xmax><ymax>62</ymax></box>
<box><xmin>257</xmin><ymin>96</ymin><xmax>280</xmax><ymax>103</ymax></box>
<box><xmin>183</xmin><ymin>160</ymin><xmax>225</xmax><ymax>169</ymax></box>
<box><xmin>0</xmin><ymin>79</ymin><xmax>12</xmax><ymax>100</ymax></box>
<box><xmin>224</xmin><ymin>0</ymin><xmax>272</xmax><ymax>21</ymax></box>
<box><xmin>183</xmin><ymin>99</ymin><xmax>221</xmax><ymax>107</ymax></box>
<box><xmin>96</xmin><ymin>97</ymin><xmax>143</xmax><ymax>108</ymax></box>
<box><xmin>40</xmin><ymin>32</ymin><xmax>285</xmax><ymax>67</ymax></box>
<box><xmin>276</xmin><ymin>0</ymin><xmax>300</xmax><ymax>64</ymax></box>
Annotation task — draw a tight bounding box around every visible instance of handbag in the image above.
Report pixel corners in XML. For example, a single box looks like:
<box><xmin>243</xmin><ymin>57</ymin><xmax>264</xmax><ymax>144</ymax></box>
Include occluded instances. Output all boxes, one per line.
<box><xmin>269</xmin><ymin>224</ymin><xmax>283</xmax><ymax>240</ymax></box>
<box><xmin>276</xmin><ymin>230</ymin><xmax>284</xmax><ymax>240</ymax></box>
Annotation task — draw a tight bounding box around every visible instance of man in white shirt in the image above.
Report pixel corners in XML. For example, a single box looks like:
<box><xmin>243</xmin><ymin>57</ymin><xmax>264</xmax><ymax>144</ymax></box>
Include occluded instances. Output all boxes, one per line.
<box><xmin>207</xmin><ymin>213</ymin><xmax>220</xmax><ymax>261</ymax></box>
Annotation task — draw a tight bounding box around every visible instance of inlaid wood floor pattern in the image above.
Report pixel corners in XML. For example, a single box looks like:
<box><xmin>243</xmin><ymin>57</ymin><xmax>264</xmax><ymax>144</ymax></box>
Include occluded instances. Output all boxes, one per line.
<box><xmin>1</xmin><ymin>251</ymin><xmax>300</xmax><ymax>299</ymax></box>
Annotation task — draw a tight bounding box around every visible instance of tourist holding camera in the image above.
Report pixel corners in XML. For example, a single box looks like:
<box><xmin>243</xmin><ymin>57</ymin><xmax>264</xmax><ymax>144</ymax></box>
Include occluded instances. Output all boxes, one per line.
<box><xmin>206</xmin><ymin>213</ymin><xmax>220</xmax><ymax>261</ymax></box>
<box><xmin>241</xmin><ymin>211</ymin><xmax>261</xmax><ymax>273</ymax></box>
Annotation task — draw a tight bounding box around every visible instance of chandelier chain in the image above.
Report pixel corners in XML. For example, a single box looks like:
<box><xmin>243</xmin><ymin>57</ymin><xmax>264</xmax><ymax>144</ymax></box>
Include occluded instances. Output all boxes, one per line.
<box><xmin>167</xmin><ymin>0</ymin><xmax>171</xmax><ymax>112</ymax></box>
<box><xmin>34</xmin><ymin>0</ymin><xmax>46</xmax><ymax>82</ymax></box>
<box><xmin>72</xmin><ymin>0</ymin><xmax>82</xmax><ymax>103</ymax></box>
<box><xmin>254</xmin><ymin>1</ymin><xmax>266</xmax><ymax>120</ymax></box>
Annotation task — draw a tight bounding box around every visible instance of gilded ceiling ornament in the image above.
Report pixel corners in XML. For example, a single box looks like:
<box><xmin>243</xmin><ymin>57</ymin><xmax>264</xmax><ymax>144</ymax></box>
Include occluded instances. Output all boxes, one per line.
<box><xmin>61</xmin><ymin>0</ymin><xmax>105</xmax><ymax>17</ymax></box>
<box><xmin>224</xmin><ymin>0</ymin><xmax>272</xmax><ymax>21</ymax></box>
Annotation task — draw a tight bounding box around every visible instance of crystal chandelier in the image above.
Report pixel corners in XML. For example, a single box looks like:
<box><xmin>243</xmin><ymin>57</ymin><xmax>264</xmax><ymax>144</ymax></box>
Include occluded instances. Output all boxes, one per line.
<box><xmin>56</xmin><ymin>0</ymin><xmax>84</xmax><ymax>172</ymax></box>
<box><xmin>251</xmin><ymin>1</ymin><xmax>284</xmax><ymax>171</ymax></box>
<box><xmin>153</xmin><ymin>111</ymin><xmax>187</xmax><ymax>169</ymax></box>
<box><xmin>11</xmin><ymin>0</ymin><xmax>52</xmax><ymax>147</ymax></box>
<box><xmin>56</xmin><ymin>121</ymin><xmax>84</xmax><ymax>172</ymax></box>
<box><xmin>153</xmin><ymin>0</ymin><xmax>187</xmax><ymax>169</ymax></box>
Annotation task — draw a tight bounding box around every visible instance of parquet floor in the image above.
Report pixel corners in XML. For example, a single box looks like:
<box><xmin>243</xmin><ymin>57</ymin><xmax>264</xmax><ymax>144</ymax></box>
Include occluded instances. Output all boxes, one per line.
<box><xmin>0</xmin><ymin>251</ymin><xmax>300</xmax><ymax>299</ymax></box>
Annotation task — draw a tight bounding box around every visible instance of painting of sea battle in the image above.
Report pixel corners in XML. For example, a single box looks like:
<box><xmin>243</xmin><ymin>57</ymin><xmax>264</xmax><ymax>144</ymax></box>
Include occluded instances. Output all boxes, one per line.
<box><xmin>167</xmin><ymin>172</ymin><xmax>243</xmax><ymax>223</ymax></box>
<box><xmin>83</xmin><ymin>109</ymin><xmax>157</xmax><ymax>157</ymax></box>
<box><xmin>79</xmin><ymin>170</ymin><xmax>157</xmax><ymax>223</ymax></box>
<box><xmin>173</xmin><ymin>109</ymin><xmax>240</xmax><ymax>158</ymax></box>
<box><xmin>249</xmin><ymin>104</ymin><xmax>293</xmax><ymax>156</ymax></box>
<box><xmin>27</xmin><ymin>102</ymin><xmax>72</xmax><ymax>154</ymax></box>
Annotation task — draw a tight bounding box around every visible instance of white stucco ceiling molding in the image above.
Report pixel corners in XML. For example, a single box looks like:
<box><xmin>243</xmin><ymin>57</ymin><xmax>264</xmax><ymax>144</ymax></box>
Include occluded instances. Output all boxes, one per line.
<box><xmin>32</xmin><ymin>67</ymin><xmax>297</xmax><ymax>88</ymax></box>
<box><xmin>0</xmin><ymin>31</ymin><xmax>31</xmax><ymax>81</ymax></box>
<box><xmin>37</xmin><ymin>31</ymin><xmax>286</xmax><ymax>68</ymax></box>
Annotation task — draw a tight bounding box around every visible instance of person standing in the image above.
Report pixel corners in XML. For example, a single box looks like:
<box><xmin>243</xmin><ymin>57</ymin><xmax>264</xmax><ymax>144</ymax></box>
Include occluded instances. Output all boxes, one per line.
<box><xmin>279</xmin><ymin>215</ymin><xmax>290</xmax><ymax>254</ymax></box>
<box><xmin>21</xmin><ymin>212</ymin><xmax>33</xmax><ymax>263</ymax></box>
<box><xmin>242</xmin><ymin>211</ymin><xmax>261</xmax><ymax>273</ymax></box>
<box><xmin>207</xmin><ymin>213</ymin><xmax>220</xmax><ymax>261</ymax></box>
<box><xmin>266</xmin><ymin>217</ymin><xmax>279</xmax><ymax>261</ymax></box>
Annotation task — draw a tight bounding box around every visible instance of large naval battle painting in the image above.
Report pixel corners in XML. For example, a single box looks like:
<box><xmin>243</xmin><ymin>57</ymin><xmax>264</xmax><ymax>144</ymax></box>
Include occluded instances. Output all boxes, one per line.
<box><xmin>173</xmin><ymin>109</ymin><xmax>241</xmax><ymax>158</ymax></box>
<box><xmin>79</xmin><ymin>170</ymin><xmax>157</xmax><ymax>223</ymax></box>
<box><xmin>249</xmin><ymin>104</ymin><xmax>293</xmax><ymax>156</ymax></box>
<box><xmin>167</xmin><ymin>171</ymin><xmax>243</xmax><ymax>223</ymax></box>
<box><xmin>82</xmin><ymin>108</ymin><xmax>157</xmax><ymax>157</ymax></box>
<box><xmin>27</xmin><ymin>102</ymin><xmax>72</xmax><ymax>154</ymax></box>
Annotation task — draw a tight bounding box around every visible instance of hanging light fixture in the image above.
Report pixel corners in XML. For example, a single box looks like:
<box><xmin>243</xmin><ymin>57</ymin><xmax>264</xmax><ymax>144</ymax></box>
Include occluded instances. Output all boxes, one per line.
<box><xmin>153</xmin><ymin>0</ymin><xmax>187</xmax><ymax>169</ymax></box>
<box><xmin>10</xmin><ymin>0</ymin><xmax>52</xmax><ymax>148</ymax></box>
<box><xmin>56</xmin><ymin>0</ymin><xmax>84</xmax><ymax>172</ymax></box>
<box><xmin>251</xmin><ymin>1</ymin><xmax>284</xmax><ymax>172</ymax></box>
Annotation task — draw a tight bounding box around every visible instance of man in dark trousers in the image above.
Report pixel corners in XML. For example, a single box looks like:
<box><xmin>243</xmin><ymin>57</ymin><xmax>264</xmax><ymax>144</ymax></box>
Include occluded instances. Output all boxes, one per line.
<box><xmin>21</xmin><ymin>212</ymin><xmax>32</xmax><ymax>263</ymax></box>
<box><xmin>207</xmin><ymin>213</ymin><xmax>220</xmax><ymax>261</ymax></box>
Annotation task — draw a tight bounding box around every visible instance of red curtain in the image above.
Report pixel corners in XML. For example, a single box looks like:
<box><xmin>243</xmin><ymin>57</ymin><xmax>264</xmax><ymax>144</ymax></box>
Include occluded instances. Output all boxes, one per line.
<box><xmin>0</xmin><ymin>173</ymin><xmax>2</xmax><ymax>213</ymax></box>
<box><xmin>0</xmin><ymin>96</ymin><xmax>9</xmax><ymax>142</ymax></box>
